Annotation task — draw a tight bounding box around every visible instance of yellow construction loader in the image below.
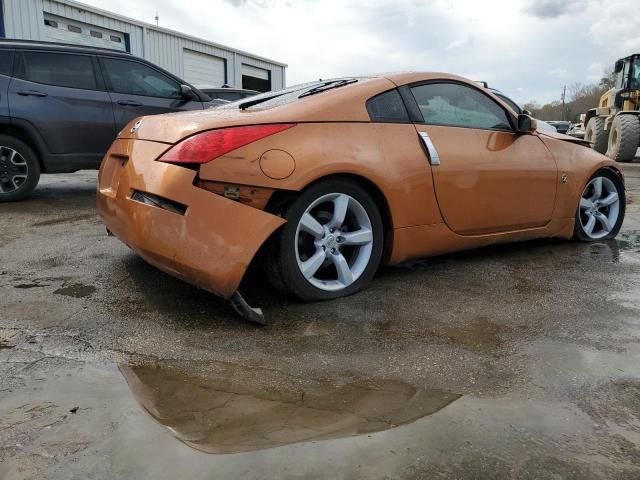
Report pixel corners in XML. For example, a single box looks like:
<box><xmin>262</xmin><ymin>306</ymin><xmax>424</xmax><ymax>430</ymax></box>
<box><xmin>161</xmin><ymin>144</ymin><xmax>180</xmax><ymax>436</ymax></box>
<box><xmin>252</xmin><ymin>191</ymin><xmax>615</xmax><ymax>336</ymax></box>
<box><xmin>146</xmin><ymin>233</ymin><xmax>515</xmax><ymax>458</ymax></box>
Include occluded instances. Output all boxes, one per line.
<box><xmin>584</xmin><ymin>54</ymin><xmax>640</xmax><ymax>162</ymax></box>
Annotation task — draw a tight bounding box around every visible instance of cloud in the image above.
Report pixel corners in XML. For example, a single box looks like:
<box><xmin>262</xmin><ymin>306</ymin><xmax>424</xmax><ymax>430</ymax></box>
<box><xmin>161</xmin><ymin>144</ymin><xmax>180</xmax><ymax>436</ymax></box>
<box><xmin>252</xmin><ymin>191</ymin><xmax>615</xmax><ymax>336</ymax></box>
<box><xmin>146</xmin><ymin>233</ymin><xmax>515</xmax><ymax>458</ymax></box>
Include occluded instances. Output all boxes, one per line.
<box><xmin>77</xmin><ymin>0</ymin><xmax>635</xmax><ymax>104</ymax></box>
<box><xmin>523</xmin><ymin>0</ymin><xmax>586</xmax><ymax>18</ymax></box>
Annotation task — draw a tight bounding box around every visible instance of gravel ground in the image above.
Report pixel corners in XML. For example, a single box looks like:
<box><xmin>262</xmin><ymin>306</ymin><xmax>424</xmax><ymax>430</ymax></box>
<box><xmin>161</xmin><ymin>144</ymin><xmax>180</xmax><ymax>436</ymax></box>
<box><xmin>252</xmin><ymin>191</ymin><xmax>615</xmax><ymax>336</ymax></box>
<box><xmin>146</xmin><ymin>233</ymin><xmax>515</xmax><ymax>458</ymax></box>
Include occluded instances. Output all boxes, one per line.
<box><xmin>1</xmin><ymin>157</ymin><xmax>640</xmax><ymax>479</ymax></box>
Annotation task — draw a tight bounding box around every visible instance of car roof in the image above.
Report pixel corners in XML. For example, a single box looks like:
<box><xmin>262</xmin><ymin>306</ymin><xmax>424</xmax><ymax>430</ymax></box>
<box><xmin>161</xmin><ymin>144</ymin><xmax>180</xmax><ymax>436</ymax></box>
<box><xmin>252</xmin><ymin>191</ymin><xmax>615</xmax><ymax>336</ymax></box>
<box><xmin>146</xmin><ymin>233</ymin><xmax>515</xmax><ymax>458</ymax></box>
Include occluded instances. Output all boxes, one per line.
<box><xmin>0</xmin><ymin>38</ymin><xmax>131</xmax><ymax>57</ymax></box>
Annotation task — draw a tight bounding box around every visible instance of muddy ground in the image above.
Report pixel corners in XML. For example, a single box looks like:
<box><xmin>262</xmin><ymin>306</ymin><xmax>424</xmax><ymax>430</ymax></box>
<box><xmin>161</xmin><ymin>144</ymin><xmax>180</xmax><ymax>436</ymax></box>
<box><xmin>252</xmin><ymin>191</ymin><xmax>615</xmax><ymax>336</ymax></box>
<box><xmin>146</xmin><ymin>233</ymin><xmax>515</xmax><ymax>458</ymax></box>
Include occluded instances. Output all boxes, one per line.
<box><xmin>1</xmin><ymin>159</ymin><xmax>640</xmax><ymax>479</ymax></box>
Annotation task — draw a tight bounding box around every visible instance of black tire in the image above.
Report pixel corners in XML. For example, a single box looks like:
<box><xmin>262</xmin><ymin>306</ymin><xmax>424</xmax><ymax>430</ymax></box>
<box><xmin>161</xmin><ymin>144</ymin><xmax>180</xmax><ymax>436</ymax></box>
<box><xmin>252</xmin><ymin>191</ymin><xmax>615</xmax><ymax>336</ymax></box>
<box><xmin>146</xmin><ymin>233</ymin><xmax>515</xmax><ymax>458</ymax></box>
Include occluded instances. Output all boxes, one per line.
<box><xmin>606</xmin><ymin>114</ymin><xmax>640</xmax><ymax>163</ymax></box>
<box><xmin>585</xmin><ymin>117</ymin><xmax>608</xmax><ymax>154</ymax></box>
<box><xmin>267</xmin><ymin>178</ymin><xmax>384</xmax><ymax>302</ymax></box>
<box><xmin>573</xmin><ymin>169</ymin><xmax>625</xmax><ymax>242</ymax></box>
<box><xmin>0</xmin><ymin>135</ymin><xmax>41</xmax><ymax>202</ymax></box>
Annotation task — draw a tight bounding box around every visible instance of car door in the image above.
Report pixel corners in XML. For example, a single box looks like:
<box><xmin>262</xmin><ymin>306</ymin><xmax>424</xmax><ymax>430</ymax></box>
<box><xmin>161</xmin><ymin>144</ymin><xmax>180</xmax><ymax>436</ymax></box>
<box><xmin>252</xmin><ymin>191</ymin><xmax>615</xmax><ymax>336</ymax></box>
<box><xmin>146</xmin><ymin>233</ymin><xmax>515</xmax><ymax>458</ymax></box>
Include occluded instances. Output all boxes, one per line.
<box><xmin>98</xmin><ymin>56</ymin><xmax>204</xmax><ymax>131</ymax></box>
<box><xmin>8</xmin><ymin>50</ymin><xmax>116</xmax><ymax>167</ymax></box>
<box><xmin>409</xmin><ymin>81</ymin><xmax>558</xmax><ymax>235</ymax></box>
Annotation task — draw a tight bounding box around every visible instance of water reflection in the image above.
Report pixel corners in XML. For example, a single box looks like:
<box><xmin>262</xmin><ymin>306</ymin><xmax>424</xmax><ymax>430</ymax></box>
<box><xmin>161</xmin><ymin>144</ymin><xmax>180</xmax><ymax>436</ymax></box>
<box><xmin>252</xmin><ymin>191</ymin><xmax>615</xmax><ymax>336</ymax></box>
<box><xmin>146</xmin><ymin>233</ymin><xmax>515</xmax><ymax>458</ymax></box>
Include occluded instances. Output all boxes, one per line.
<box><xmin>121</xmin><ymin>363</ymin><xmax>459</xmax><ymax>454</ymax></box>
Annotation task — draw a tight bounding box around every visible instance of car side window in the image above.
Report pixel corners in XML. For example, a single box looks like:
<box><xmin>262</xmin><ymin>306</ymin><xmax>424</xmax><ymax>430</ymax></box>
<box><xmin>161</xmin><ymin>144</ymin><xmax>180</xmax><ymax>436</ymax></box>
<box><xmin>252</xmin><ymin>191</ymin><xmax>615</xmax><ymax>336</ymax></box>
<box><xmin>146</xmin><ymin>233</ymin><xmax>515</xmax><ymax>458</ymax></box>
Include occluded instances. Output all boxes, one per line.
<box><xmin>101</xmin><ymin>57</ymin><xmax>182</xmax><ymax>99</ymax></box>
<box><xmin>410</xmin><ymin>83</ymin><xmax>512</xmax><ymax>131</ymax></box>
<box><xmin>18</xmin><ymin>51</ymin><xmax>97</xmax><ymax>90</ymax></box>
<box><xmin>366</xmin><ymin>89</ymin><xmax>409</xmax><ymax>123</ymax></box>
<box><xmin>0</xmin><ymin>50</ymin><xmax>14</xmax><ymax>76</ymax></box>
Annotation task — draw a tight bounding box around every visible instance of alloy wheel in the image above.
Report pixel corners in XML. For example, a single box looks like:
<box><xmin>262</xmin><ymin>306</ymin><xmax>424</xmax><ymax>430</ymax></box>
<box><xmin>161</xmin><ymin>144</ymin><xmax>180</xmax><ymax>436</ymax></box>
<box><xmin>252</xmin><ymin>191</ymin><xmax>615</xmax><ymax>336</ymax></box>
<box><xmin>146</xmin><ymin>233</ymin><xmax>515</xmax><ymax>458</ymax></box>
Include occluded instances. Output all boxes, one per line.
<box><xmin>579</xmin><ymin>176</ymin><xmax>620</xmax><ymax>239</ymax></box>
<box><xmin>0</xmin><ymin>147</ymin><xmax>28</xmax><ymax>194</ymax></box>
<box><xmin>295</xmin><ymin>193</ymin><xmax>374</xmax><ymax>292</ymax></box>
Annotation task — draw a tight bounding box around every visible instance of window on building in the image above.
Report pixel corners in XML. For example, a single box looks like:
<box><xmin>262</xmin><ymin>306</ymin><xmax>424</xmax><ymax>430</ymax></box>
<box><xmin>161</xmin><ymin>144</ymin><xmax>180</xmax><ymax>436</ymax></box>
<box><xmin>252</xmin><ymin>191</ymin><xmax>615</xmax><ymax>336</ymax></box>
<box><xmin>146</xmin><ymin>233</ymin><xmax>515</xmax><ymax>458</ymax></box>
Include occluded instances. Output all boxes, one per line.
<box><xmin>67</xmin><ymin>25</ymin><xmax>82</xmax><ymax>33</ymax></box>
<box><xmin>44</xmin><ymin>19</ymin><xmax>58</xmax><ymax>28</ymax></box>
<box><xmin>410</xmin><ymin>83</ymin><xmax>512</xmax><ymax>131</ymax></box>
<box><xmin>90</xmin><ymin>31</ymin><xmax>103</xmax><ymax>39</ymax></box>
<box><xmin>110</xmin><ymin>36</ymin><xmax>122</xmax><ymax>43</ymax></box>
<box><xmin>101</xmin><ymin>57</ymin><xmax>182</xmax><ymax>99</ymax></box>
<box><xmin>19</xmin><ymin>52</ymin><xmax>97</xmax><ymax>90</ymax></box>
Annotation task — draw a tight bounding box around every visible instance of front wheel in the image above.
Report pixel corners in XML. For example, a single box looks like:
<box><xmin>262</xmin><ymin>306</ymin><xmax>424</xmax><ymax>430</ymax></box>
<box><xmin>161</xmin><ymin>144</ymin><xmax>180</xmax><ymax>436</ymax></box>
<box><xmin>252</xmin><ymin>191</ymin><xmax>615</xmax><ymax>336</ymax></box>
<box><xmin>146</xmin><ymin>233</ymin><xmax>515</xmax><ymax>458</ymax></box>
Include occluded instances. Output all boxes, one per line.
<box><xmin>573</xmin><ymin>169</ymin><xmax>625</xmax><ymax>241</ymax></box>
<box><xmin>267</xmin><ymin>179</ymin><xmax>384</xmax><ymax>301</ymax></box>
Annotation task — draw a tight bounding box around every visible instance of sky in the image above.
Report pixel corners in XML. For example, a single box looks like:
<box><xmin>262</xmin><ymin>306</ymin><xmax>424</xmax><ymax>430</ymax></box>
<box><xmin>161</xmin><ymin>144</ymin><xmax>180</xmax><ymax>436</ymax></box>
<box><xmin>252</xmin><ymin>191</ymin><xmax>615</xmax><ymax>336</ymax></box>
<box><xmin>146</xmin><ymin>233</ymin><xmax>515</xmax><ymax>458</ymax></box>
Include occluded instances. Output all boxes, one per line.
<box><xmin>79</xmin><ymin>0</ymin><xmax>640</xmax><ymax>105</ymax></box>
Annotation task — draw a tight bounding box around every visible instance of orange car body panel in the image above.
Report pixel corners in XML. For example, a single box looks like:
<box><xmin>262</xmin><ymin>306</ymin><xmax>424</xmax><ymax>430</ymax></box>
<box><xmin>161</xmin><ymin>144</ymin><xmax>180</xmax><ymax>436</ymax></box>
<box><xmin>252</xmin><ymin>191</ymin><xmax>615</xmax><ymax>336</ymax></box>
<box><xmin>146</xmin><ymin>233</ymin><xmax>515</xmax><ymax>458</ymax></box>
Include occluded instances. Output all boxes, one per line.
<box><xmin>97</xmin><ymin>138</ymin><xmax>285</xmax><ymax>298</ymax></box>
<box><xmin>98</xmin><ymin>72</ymin><xmax>622</xmax><ymax>299</ymax></box>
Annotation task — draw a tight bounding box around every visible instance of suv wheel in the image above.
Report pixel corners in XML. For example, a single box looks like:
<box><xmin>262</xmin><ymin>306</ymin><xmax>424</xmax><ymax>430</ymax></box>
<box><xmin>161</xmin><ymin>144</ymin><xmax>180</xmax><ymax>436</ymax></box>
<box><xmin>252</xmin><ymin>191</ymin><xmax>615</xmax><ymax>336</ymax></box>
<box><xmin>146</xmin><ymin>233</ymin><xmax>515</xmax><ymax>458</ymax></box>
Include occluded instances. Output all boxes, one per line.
<box><xmin>0</xmin><ymin>135</ymin><xmax>41</xmax><ymax>202</ymax></box>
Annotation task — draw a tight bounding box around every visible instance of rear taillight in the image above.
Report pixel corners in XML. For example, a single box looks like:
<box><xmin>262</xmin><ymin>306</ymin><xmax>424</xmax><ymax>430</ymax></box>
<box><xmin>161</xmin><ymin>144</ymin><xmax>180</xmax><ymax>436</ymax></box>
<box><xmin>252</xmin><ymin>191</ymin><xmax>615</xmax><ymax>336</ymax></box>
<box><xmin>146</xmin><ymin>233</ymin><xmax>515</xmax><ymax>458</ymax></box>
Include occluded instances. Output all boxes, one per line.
<box><xmin>157</xmin><ymin>123</ymin><xmax>296</xmax><ymax>165</ymax></box>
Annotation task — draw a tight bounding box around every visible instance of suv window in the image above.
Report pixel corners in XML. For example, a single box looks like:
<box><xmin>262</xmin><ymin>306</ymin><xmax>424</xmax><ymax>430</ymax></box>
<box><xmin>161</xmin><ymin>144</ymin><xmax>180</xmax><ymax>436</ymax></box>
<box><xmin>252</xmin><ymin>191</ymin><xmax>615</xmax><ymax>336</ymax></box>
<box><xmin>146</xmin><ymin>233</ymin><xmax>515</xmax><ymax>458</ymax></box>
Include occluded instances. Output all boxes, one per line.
<box><xmin>101</xmin><ymin>57</ymin><xmax>182</xmax><ymax>99</ymax></box>
<box><xmin>19</xmin><ymin>51</ymin><xmax>97</xmax><ymax>90</ymax></box>
<box><xmin>366</xmin><ymin>89</ymin><xmax>409</xmax><ymax>123</ymax></box>
<box><xmin>0</xmin><ymin>50</ymin><xmax>14</xmax><ymax>76</ymax></box>
<box><xmin>411</xmin><ymin>83</ymin><xmax>512</xmax><ymax>131</ymax></box>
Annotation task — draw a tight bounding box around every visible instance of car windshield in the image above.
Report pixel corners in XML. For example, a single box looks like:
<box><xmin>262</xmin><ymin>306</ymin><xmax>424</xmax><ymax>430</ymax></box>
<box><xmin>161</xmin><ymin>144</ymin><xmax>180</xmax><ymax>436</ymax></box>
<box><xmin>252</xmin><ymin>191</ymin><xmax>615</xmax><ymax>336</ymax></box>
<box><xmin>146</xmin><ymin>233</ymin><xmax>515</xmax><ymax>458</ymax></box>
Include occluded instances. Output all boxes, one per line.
<box><xmin>220</xmin><ymin>77</ymin><xmax>368</xmax><ymax>111</ymax></box>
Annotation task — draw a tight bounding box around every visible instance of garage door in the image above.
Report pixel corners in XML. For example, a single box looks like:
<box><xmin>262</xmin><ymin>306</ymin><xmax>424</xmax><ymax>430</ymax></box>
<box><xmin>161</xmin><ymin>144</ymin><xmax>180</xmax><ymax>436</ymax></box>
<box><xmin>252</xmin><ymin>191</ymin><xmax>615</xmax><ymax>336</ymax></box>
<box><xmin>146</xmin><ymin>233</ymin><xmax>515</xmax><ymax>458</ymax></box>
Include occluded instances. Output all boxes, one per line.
<box><xmin>241</xmin><ymin>64</ymin><xmax>271</xmax><ymax>92</ymax></box>
<box><xmin>43</xmin><ymin>13</ymin><xmax>127</xmax><ymax>52</ymax></box>
<box><xmin>183</xmin><ymin>50</ymin><xmax>226</xmax><ymax>87</ymax></box>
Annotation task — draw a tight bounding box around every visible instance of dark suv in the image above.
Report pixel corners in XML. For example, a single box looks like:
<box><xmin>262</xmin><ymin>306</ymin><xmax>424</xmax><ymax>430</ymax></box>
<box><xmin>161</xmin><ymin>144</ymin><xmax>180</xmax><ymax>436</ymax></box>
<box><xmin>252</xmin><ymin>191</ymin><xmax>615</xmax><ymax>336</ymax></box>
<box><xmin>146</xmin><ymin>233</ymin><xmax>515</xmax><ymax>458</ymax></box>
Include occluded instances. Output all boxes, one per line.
<box><xmin>0</xmin><ymin>40</ymin><xmax>213</xmax><ymax>201</ymax></box>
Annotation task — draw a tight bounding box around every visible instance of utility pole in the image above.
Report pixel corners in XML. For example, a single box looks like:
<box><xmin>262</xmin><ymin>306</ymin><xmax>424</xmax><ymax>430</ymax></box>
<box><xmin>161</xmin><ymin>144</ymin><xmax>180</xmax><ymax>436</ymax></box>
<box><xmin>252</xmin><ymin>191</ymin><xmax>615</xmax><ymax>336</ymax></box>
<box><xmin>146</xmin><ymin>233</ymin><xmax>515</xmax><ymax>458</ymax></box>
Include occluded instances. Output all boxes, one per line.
<box><xmin>155</xmin><ymin>11</ymin><xmax>159</xmax><ymax>26</ymax></box>
<box><xmin>561</xmin><ymin>85</ymin><xmax>566</xmax><ymax>121</ymax></box>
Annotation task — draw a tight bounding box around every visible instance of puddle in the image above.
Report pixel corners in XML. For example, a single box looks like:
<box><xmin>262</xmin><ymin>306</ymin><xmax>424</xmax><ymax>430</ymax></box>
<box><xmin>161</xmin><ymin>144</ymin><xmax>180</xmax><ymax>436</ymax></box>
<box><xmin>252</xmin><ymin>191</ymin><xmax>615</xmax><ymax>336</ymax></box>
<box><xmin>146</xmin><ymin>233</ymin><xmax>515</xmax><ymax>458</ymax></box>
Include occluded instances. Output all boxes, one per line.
<box><xmin>53</xmin><ymin>283</ymin><xmax>96</xmax><ymax>298</ymax></box>
<box><xmin>120</xmin><ymin>363</ymin><xmax>460</xmax><ymax>454</ymax></box>
<box><xmin>32</xmin><ymin>213</ymin><xmax>96</xmax><ymax>227</ymax></box>
<box><xmin>14</xmin><ymin>282</ymin><xmax>49</xmax><ymax>289</ymax></box>
<box><xmin>615</xmin><ymin>230</ymin><xmax>640</xmax><ymax>251</ymax></box>
<box><xmin>438</xmin><ymin>317</ymin><xmax>510</xmax><ymax>355</ymax></box>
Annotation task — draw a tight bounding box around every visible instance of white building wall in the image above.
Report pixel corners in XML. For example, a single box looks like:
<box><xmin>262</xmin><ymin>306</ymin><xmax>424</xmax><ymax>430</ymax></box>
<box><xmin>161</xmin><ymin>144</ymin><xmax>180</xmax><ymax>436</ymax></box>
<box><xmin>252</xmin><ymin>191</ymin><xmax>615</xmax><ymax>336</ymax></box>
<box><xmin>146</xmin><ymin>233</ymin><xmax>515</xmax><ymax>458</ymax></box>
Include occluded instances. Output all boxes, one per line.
<box><xmin>1</xmin><ymin>0</ymin><xmax>286</xmax><ymax>90</ymax></box>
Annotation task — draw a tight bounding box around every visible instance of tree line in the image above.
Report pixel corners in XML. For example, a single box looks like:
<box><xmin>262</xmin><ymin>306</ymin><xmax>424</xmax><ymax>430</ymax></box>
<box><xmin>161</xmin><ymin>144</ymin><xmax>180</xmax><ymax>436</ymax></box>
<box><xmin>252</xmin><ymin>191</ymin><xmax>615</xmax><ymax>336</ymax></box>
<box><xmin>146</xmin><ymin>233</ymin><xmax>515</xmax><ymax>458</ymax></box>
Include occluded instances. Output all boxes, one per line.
<box><xmin>523</xmin><ymin>69</ymin><xmax>617</xmax><ymax>122</ymax></box>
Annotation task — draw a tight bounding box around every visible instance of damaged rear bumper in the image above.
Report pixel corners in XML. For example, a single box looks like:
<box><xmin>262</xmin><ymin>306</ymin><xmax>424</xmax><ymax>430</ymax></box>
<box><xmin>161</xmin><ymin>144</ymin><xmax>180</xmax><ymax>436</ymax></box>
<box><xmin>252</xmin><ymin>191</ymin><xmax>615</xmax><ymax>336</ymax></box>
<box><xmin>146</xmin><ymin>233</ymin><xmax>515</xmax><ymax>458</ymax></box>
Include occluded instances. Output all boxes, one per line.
<box><xmin>97</xmin><ymin>139</ymin><xmax>285</xmax><ymax>308</ymax></box>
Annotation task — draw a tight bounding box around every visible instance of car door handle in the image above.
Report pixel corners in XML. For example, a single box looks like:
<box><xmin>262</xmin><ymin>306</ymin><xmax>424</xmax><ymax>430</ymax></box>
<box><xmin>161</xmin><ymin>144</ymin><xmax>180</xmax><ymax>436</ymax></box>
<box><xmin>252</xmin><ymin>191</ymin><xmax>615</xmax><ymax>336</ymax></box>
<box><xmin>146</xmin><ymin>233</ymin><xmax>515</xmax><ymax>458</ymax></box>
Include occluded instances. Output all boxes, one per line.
<box><xmin>117</xmin><ymin>100</ymin><xmax>143</xmax><ymax>107</ymax></box>
<box><xmin>17</xmin><ymin>90</ymin><xmax>48</xmax><ymax>97</ymax></box>
<box><xmin>418</xmin><ymin>131</ymin><xmax>441</xmax><ymax>166</ymax></box>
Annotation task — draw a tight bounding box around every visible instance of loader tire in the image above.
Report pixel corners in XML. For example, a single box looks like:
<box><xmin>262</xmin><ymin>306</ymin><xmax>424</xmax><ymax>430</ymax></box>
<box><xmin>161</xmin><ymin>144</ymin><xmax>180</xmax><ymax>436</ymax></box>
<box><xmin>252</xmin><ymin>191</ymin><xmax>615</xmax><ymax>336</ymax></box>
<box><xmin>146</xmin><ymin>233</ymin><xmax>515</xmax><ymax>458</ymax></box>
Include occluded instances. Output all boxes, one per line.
<box><xmin>606</xmin><ymin>114</ymin><xmax>640</xmax><ymax>163</ymax></box>
<box><xmin>585</xmin><ymin>117</ymin><xmax>608</xmax><ymax>154</ymax></box>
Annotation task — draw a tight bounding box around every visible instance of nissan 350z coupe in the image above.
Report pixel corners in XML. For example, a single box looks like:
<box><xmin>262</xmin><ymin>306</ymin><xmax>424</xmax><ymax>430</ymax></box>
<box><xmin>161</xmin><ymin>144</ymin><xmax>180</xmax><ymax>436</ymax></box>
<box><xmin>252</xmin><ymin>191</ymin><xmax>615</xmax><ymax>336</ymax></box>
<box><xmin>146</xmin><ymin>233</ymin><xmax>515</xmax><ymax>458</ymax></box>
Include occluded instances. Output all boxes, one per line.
<box><xmin>97</xmin><ymin>73</ymin><xmax>625</xmax><ymax>323</ymax></box>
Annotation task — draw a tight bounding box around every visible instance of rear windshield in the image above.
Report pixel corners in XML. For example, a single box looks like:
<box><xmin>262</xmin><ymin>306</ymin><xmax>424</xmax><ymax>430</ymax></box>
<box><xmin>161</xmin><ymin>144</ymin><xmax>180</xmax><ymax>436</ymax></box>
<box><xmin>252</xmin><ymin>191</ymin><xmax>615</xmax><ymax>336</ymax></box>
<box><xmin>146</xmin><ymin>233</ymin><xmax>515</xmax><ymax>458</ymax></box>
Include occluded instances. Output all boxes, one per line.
<box><xmin>220</xmin><ymin>77</ymin><xmax>370</xmax><ymax>111</ymax></box>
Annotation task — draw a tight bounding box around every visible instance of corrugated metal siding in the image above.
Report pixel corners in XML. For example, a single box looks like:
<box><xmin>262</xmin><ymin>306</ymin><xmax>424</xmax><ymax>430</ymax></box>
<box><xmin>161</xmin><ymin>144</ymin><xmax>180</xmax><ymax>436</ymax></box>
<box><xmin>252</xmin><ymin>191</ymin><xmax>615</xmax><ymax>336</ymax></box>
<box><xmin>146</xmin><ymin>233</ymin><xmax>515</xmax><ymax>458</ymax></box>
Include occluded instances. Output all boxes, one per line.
<box><xmin>2</xmin><ymin>0</ymin><xmax>286</xmax><ymax>90</ymax></box>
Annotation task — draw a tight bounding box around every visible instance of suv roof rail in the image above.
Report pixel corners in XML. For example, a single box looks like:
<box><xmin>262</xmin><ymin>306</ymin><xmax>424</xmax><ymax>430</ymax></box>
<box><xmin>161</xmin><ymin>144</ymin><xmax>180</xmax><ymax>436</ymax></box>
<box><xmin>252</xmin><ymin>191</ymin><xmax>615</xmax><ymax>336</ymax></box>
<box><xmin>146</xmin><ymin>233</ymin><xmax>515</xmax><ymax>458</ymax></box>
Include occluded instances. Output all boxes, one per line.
<box><xmin>0</xmin><ymin>38</ymin><xmax>131</xmax><ymax>55</ymax></box>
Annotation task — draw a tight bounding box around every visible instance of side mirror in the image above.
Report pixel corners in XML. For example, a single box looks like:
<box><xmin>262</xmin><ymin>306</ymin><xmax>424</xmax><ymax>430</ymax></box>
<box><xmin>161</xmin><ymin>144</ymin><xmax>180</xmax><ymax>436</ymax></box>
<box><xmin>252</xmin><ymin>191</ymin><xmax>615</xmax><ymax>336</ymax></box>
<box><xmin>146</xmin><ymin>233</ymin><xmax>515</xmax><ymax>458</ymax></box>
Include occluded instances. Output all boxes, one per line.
<box><xmin>517</xmin><ymin>114</ymin><xmax>537</xmax><ymax>133</ymax></box>
<box><xmin>614</xmin><ymin>60</ymin><xmax>624</xmax><ymax>73</ymax></box>
<box><xmin>522</xmin><ymin>109</ymin><xmax>532</xmax><ymax>116</ymax></box>
<box><xmin>180</xmin><ymin>84</ymin><xmax>197</xmax><ymax>100</ymax></box>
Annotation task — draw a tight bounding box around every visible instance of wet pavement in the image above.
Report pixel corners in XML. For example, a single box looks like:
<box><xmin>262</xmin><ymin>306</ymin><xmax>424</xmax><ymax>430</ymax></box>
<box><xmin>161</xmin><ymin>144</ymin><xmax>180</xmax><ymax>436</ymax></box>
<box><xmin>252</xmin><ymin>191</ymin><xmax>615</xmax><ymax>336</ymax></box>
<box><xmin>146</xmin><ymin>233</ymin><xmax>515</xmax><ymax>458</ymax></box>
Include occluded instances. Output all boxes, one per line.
<box><xmin>1</xmin><ymin>159</ymin><xmax>640</xmax><ymax>479</ymax></box>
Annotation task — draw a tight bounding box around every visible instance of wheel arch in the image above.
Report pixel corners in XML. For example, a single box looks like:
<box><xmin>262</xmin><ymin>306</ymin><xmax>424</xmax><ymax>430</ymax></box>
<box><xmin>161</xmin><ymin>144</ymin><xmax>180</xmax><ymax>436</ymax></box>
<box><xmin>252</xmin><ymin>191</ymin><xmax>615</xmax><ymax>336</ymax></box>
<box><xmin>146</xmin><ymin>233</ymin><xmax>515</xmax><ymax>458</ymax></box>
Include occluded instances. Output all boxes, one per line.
<box><xmin>584</xmin><ymin>108</ymin><xmax>598</xmax><ymax>127</ymax></box>
<box><xmin>265</xmin><ymin>172</ymin><xmax>395</xmax><ymax>265</ymax></box>
<box><xmin>0</xmin><ymin>120</ymin><xmax>47</xmax><ymax>173</ymax></box>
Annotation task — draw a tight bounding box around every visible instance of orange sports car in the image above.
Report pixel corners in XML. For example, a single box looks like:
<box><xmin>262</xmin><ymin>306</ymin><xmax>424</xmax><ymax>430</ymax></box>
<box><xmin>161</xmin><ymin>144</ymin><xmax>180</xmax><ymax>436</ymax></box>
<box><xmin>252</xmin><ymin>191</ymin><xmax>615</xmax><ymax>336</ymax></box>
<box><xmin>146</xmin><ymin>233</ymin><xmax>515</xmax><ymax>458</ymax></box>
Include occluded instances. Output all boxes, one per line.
<box><xmin>97</xmin><ymin>73</ymin><xmax>625</xmax><ymax>323</ymax></box>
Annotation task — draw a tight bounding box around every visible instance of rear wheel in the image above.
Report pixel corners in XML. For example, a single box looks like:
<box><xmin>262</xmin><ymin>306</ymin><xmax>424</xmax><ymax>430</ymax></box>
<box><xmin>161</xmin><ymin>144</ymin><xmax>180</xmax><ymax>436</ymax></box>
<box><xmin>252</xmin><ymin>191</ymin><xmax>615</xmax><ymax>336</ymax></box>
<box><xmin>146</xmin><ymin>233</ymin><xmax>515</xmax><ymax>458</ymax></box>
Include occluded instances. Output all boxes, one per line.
<box><xmin>573</xmin><ymin>169</ymin><xmax>625</xmax><ymax>241</ymax></box>
<box><xmin>268</xmin><ymin>179</ymin><xmax>383</xmax><ymax>301</ymax></box>
<box><xmin>0</xmin><ymin>135</ymin><xmax>40</xmax><ymax>202</ymax></box>
<box><xmin>606</xmin><ymin>114</ymin><xmax>640</xmax><ymax>163</ymax></box>
<box><xmin>585</xmin><ymin>117</ymin><xmax>609</xmax><ymax>154</ymax></box>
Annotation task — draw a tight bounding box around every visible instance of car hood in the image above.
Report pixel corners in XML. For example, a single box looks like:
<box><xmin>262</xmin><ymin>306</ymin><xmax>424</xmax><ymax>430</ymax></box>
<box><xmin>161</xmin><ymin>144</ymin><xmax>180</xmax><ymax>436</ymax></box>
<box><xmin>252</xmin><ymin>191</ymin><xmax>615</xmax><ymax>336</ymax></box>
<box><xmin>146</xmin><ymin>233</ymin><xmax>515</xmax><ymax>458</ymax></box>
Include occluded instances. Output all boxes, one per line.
<box><xmin>539</xmin><ymin>130</ymin><xmax>591</xmax><ymax>147</ymax></box>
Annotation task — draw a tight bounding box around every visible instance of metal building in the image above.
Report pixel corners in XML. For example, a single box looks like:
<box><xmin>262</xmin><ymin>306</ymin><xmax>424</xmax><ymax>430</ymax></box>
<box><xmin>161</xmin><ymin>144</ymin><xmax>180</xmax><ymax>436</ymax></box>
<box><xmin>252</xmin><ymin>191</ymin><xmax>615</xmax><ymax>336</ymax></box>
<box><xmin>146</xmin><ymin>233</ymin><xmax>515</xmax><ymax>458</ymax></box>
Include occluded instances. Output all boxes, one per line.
<box><xmin>0</xmin><ymin>0</ymin><xmax>287</xmax><ymax>91</ymax></box>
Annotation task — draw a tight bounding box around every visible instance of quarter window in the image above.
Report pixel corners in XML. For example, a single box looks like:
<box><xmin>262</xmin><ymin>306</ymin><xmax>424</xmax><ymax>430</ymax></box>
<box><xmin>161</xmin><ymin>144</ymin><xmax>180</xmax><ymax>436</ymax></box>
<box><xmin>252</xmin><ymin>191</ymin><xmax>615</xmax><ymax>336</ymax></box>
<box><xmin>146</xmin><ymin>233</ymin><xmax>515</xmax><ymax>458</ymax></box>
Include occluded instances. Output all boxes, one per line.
<box><xmin>101</xmin><ymin>58</ymin><xmax>182</xmax><ymax>99</ymax></box>
<box><xmin>411</xmin><ymin>83</ymin><xmax>512</xmax><ymax>131</ymax></box>
<box><xmin>19</xmin><ymin>52</ymin><xmax>97</xmax><ymax>90</ymax></box>
<box><xmin>366</xmin><ymin>89</ymin><xmax>409</xmax><ymax>123</ymax></box>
